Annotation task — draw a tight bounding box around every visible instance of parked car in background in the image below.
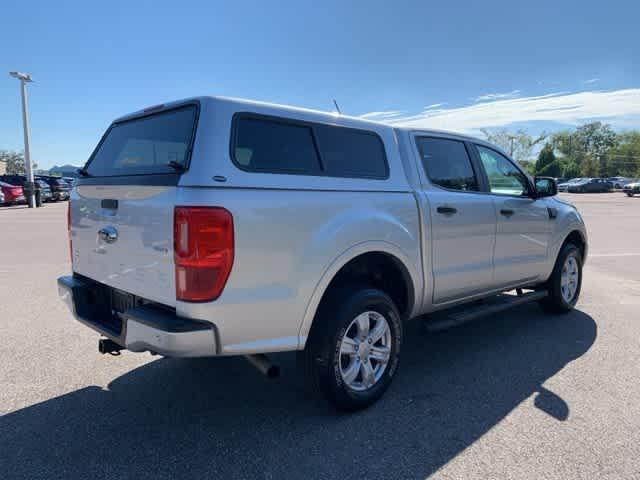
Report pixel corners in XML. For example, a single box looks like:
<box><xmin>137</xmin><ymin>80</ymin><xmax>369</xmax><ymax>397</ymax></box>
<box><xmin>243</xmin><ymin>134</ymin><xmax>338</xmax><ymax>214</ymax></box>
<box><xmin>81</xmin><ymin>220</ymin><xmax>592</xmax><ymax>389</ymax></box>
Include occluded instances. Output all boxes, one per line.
<box><xmin>58</xmin><ymin>96</ymin><xmax>588</xmax><ymax>410</ymax></box>
<box><xmin>1</xmin><ymin>175</ymin><xmax>52</xmax><ymax>204</ymax></box>
<box><xmin>607</xmin><ymin>176</ymin><xmax>634</xmax><ymax>189</ymax></box>
<box><xmin>558</xmin><ymin>178</ymin><xmax>584</xmax><ymax>192</ymax></box>
<box><xmin>567</xmin><ymin>178</ymin><xmax>612</xmax><ymax>193</ymax></box>
<box><xmin>36</xmin><ymin>179</ymin><xmax>53</xmax><ymax>202</ymax></box>
<box><xmin>36</xmin><ymin>175</ymin><xmax>71</xmax><ymax>201</ymax></box>
<box><xmin>623</xmin><ymin>180</ymin><xmax>640</xmax><ymax>197</ymax></box>
<box><xmin>0</xmin><ymin>181</ymin><xmax>26</xmax><ymax>205</ymax></box>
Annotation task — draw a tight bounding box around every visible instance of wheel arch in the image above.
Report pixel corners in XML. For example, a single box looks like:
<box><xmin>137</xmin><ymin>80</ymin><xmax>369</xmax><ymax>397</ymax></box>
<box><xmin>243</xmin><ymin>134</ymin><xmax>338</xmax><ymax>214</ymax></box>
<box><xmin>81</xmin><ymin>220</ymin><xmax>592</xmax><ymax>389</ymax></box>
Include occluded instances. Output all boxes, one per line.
<box><xmin>561</xmin><ymin>229</ymin><xmax>587</xmax><ymax>263</ymax></box>
<box><xmin>298</xmin><ymin>241</ymin><xmax>421</xmax><ymax>348</ymax></box>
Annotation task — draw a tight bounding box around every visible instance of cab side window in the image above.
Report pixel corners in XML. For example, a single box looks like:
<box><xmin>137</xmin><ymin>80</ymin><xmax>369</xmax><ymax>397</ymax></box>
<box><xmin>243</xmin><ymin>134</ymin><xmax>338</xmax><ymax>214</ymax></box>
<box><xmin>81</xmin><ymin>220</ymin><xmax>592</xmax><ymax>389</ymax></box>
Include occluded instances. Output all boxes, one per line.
<box><xmin>233</xmin><ymin>117</ymin><xmax>322</xmax><ymax>174</ymax></box>
<box><xmin>232</xmin><ymin>114</ymin><xmax>389</xmax><ymax>179</ymax></box>
<box><xmin>476</xmin><ymin>146</ymin><xmax>529</xmax><ymax>196</ymax></box>
<box><xmin>416</xmin><ymin>137</ymin><xmax>479</xmax><ymax>192</ymax></box>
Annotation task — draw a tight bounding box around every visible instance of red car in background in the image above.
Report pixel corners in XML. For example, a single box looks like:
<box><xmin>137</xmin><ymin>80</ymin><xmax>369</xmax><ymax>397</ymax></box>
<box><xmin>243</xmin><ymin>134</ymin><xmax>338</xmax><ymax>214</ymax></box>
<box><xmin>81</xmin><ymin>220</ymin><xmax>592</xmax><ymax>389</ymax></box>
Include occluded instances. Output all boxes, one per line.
<box><xmin>0</xmin><ymin>181</ymin><xmax>26</xmax><ymax>205</ymax></box>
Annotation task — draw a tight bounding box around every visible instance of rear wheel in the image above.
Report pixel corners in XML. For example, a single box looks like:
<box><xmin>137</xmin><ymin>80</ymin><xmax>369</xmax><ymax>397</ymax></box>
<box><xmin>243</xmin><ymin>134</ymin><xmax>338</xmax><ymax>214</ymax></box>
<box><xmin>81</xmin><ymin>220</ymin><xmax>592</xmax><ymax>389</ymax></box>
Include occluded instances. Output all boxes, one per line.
<box><xmin>539</xmin><ymin>244</ymin><xmax>582</xmax><ymax>313</ymax></box>
<box><xmin>627</xmin><ymin>193</ymin><xmax>634</xmax><ymax>197</ymax></box>
<box><xmin>305</xmin><ymin>286</ymin><xmax>402</xmax><ymax>411</ymax></box>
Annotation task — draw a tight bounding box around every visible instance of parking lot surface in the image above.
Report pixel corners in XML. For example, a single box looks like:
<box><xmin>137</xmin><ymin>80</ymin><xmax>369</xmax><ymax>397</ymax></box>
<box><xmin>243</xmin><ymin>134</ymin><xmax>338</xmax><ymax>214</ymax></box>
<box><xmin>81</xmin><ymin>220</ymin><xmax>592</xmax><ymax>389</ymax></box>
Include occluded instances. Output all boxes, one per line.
<box><xmin>1</xmin><ymin>193</ymin><xmax>639</xmax><ymax>479</ymax></box>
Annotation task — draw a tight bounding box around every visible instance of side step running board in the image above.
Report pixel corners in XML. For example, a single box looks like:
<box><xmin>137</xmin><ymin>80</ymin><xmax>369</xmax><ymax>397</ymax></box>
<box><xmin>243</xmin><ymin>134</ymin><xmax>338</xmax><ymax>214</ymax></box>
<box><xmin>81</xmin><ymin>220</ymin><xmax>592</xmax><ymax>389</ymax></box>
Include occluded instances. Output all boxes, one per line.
<box><xmin>425</xmin><ymin>290</ymin><xmax>548</xmax><ymax>332</ymax></box>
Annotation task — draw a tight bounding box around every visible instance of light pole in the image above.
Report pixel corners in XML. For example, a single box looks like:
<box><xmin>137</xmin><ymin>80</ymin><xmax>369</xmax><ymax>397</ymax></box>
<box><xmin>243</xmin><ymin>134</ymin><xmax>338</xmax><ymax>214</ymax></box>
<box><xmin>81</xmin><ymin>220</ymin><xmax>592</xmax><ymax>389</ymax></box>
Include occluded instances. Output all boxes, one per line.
<box><xmin>9</xmin><ymin>71</ymin><xmax>36</xmax><ymax>208</ymax></box>
<box><xmin>507</xmin><ymin>134</ymin><xmax>516</xmax><ymax>157</ymax></box>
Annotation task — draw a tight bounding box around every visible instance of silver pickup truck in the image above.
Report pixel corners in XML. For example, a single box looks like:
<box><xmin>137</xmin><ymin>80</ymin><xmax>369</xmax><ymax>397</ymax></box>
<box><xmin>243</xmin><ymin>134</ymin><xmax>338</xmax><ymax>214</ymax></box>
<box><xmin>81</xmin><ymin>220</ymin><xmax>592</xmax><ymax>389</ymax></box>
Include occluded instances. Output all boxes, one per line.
<box><xmin>58</xmin><ymin>96</ymin><xmax>587</xmax><ymax>410</ymax></box>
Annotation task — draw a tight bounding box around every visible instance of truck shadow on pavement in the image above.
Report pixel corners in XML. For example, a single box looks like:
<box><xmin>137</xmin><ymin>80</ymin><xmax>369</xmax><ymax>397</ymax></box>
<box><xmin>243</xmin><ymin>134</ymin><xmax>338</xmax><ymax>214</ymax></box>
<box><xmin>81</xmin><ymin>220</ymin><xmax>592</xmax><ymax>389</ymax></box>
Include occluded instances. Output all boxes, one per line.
<box><xmin>2</xmin><ymin>304</ymin><xmax>596</xmax><ymax>480</ymax></box>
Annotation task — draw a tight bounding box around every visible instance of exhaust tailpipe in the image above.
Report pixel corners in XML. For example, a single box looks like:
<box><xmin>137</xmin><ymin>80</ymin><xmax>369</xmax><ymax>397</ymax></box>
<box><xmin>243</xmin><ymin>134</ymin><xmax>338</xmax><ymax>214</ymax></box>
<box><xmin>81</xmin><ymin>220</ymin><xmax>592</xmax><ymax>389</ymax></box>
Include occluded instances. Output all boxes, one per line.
<box><xmin>244</xmin><ymin>354</ymin><xmax>280</xmax><ymax>378</ymax></box>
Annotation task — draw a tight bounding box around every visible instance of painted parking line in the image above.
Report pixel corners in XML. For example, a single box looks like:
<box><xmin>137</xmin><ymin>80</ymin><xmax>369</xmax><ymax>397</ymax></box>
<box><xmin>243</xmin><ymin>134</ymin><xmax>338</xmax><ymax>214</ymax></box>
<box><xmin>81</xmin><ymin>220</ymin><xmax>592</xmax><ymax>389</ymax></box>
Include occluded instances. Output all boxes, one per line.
<box><xmin>589</xmin><ymin>253</ymin><xmax>640</xmax><ymax>257</ymax></box>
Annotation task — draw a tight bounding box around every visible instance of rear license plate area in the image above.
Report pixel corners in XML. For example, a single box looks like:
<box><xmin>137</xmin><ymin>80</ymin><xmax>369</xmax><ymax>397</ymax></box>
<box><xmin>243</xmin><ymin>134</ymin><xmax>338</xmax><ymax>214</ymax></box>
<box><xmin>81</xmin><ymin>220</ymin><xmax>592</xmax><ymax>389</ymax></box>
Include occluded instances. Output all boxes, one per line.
<box><xmin>74</xmin><ymin>281</ymin><xmax>124</xmax><ymax>337</ymax></box>
<box><xmin>110</xmin><ymin>289</ymin><xmax>136</xmax><ymax>314</ymax></box>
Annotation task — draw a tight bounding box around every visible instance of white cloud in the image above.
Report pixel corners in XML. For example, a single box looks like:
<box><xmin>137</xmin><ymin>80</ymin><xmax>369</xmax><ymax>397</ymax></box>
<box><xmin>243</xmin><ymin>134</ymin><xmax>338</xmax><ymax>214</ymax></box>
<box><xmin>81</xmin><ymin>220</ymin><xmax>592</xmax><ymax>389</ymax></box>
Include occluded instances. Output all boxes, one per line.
<box><xmin>474</xmin><ymin>89</ymin><xmax>521</xmax><ymax>102</ymax></box>
<box><xmin>584</xmin><ymin>78</ymin><xmax>600</xmax><ymax>84</ymax></box>
<box><xmin>370</xmin><ymin>89</ymin><xmax>640</xmax><ymax>133</ymax></box>
<box><xmin>358</xmin><ymin>110</ymin><xmax>406</xmax><ymax>120</ymax></box>
<box><xmin>360</xmin><ymin>105</ymin><xmax>450</xmax><ymax>120</ymax></box>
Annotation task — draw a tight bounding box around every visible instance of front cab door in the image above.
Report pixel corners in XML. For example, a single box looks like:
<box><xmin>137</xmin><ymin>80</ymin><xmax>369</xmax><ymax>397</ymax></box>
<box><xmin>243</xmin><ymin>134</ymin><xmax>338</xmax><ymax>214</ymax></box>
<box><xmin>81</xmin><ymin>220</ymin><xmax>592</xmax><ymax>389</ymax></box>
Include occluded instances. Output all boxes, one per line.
<box><xmin>474</xmin><ymin>145</ymin><xmax>551</xmax><ymax>288</ymax></box>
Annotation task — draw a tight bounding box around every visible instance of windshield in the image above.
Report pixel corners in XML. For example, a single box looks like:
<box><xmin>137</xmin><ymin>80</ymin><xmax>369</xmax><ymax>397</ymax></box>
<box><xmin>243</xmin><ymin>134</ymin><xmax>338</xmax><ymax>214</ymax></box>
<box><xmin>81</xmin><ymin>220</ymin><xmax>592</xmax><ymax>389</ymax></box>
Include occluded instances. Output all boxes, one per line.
<box><xmin>85</xmin><ymin>105</ymin><xmax>197</xmax><ymax>177</ymax></box>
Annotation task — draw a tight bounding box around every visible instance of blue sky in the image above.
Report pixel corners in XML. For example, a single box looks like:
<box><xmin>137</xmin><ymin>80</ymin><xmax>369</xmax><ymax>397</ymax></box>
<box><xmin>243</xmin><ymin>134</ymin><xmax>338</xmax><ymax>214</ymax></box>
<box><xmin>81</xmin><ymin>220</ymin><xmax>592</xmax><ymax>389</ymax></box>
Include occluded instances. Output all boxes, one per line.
<box><xmin>1</xmin><ymin>0</ymin><xmax>638</xmax><ymax>168</ymax></box>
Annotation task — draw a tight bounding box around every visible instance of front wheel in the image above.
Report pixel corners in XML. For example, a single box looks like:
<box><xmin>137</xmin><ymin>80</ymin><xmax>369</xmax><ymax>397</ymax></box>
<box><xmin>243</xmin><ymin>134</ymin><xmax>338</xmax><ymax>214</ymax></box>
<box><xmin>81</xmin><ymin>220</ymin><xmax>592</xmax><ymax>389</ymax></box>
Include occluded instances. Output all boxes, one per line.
<box><xmin>306</xmin><ymin>286</ymin><xmax>402</xmax><ymax>411</ymax></box>
<box><xmin>540</xmin><ymin>244</ymin><xmax>583</xmax><ymax>313</ymax></box>
<box><xmin>627</xmin><ymin>193</ymin><xmax>634</xmax><ymax>197</ymax></box>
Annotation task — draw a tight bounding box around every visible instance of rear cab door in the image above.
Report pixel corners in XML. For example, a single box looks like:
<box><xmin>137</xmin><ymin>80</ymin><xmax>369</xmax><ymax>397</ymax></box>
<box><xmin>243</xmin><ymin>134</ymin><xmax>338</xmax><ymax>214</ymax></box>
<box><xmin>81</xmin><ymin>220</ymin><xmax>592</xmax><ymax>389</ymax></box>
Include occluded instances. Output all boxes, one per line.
<box><xmin>410</xmin><ymin>133</ymin><xmax>497</xmax><ymax>305</ymax></box>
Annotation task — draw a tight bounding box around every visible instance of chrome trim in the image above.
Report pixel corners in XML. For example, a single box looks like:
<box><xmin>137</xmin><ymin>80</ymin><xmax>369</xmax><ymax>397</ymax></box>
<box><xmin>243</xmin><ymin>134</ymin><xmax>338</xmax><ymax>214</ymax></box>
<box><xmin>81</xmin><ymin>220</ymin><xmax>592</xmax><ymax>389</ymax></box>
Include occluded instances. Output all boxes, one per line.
<box><xmin>126</xmin><ymin>319</ymin><xmax>217</xmax><ymax>357</ymax></box>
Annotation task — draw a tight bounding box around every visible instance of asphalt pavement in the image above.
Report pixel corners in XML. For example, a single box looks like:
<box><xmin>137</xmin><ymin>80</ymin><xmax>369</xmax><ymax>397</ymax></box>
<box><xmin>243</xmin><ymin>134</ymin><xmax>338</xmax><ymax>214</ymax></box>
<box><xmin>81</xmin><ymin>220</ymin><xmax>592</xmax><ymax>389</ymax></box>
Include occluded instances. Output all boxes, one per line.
<box><xmin>1</xmin><ymin>193</ymin><xmax>639</xmax><ymax>479</ymax></box>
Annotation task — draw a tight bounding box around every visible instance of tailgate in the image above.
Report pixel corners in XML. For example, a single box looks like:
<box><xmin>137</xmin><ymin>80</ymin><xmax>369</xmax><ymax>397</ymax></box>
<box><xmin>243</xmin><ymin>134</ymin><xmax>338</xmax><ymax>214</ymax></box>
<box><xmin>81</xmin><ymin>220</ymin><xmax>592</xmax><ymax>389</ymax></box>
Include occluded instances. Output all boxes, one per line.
<box><xmin>71</xmin><ymin>185</ymin><xmax>177</xmax><ymax>306</ymax></box>
<box><xmin>70</xmin><ymin>102</ymin><xmax>200</xmax><ymax>307</ymax></box>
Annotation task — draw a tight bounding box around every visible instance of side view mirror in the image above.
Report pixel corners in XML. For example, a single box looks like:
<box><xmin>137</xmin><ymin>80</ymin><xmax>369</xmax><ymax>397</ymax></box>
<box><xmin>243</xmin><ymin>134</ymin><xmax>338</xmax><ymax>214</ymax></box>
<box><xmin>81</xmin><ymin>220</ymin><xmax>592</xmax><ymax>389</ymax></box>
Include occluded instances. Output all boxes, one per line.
<box><xmin>534</xmin><ymin>177</ymin><xmax>557</xmax><ymax>198</ymax></box>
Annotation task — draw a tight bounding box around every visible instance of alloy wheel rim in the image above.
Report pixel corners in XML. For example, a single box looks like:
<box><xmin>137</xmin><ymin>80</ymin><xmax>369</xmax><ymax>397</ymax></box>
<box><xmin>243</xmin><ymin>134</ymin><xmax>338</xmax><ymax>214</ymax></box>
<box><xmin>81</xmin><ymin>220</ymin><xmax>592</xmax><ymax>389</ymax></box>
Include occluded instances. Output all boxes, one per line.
<box><xmin>339</xmin><ymin>311</ymin><xmax>392</xmax><ymax>391</ymax></box>
<box><xmin>560</xmin><ymin>255</ymin><xmax>579</xmax><ymax>303</ymax></box>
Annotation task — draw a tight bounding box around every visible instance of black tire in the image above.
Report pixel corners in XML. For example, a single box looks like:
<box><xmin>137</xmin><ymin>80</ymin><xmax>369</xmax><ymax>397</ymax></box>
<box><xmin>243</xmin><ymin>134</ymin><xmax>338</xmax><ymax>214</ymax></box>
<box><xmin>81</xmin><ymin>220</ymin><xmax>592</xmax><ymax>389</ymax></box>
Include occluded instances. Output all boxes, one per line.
<box><xmin>627</xmin><ymin>193</ymin><xmax>634</xmax><ymax>197</ymax></box>
<box><xmin>539</xmin><ymin>243</ymin><xmax>583</xmax><ymax>313</ymax></box>
<box><xmin>305</xmin><ymin>285</ymin><xmax>402</xmax><ymax>411</ymax></box>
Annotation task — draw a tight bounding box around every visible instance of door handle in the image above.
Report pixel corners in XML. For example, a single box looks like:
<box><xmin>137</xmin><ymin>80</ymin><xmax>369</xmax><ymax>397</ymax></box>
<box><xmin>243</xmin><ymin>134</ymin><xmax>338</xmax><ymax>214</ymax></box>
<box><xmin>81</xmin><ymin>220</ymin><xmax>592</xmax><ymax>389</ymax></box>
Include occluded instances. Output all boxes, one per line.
<box><xmin>437</xmin><ymin>206</ymin><xmax>458</xmax><ymax>215</ymax></box>
<box><xmin>500</xmin><ymin>209</ymin><xmax>515</xmax><ymax>217</ymax></box>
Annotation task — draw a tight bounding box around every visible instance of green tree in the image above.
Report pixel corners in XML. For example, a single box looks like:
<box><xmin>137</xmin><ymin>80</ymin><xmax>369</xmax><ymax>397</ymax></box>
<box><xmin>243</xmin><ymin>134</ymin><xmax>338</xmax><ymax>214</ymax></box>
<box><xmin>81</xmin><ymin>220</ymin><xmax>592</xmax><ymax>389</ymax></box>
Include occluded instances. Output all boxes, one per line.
<box><xmin>480</xmin><ymin>128</ymin><xmax>547</xmax><ymax>164</ymax></box>
<box><xmin>574</xmin><ymin>122</ymin><xmax>617</xmax><ymax>158</ymax></box>
<box><xmin>0</xmin><ymin>150</ymin><xmax>37</xmax><ymax>175</ymax></box>
<box><xmin>560</xmin><ymin>159</ymin><xmax>581</xmax><ymax>179</ymax></box>
<box><xmin>552</xmin><ymin>130</ymin><xmax>586</xmax><ymax>171</ymax></box>
<box><xmin>581</xmin><ymin>156</ymin><xmax>600</xmax><ymax>177</ymax></box>
<box><xmin>552</xmin><ymin>122</ymin><xmax>618</xmax><ymax>177</ymax></box>
<box><xmin>535</xmin><ymin>143</ymin><xmax>561</xmax><ymax>177</ymax></box>
<box><xmin>519</xmin><ymin>160</ymin><xmax>536</xmax><ymax>175</ymax></box>
<box><xmin>608</xmin><ymin>131</ymin><xmax>640</xmax><ymax>177</ymax></box>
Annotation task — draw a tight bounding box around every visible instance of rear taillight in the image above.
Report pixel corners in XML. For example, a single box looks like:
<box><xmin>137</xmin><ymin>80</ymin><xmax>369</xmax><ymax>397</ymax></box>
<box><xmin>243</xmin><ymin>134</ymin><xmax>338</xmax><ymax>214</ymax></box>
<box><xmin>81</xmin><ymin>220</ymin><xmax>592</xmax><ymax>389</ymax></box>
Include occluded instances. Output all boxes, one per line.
<box><xmin>67</xmin><ymin>202</ymin><xmax>73</xmax><ymax>265</ymax></box>
<box><xmin>174</xmin><ymin>206</ymin><xmax>234</xmax><ymax>302</ymax></box>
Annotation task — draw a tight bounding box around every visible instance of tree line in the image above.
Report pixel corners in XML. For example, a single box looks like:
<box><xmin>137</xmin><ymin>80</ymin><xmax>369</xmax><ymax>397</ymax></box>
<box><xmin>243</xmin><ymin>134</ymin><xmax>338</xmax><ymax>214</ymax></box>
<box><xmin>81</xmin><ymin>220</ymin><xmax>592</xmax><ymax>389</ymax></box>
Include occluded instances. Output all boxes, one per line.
<box><xmin>482</xmin><ymin>122</ymin><xmax>640</xmax><ymax>179</ymax></box>
<box><xmin>0</xmin><ymin>150</ymin><xmax>37</xmax><ymax>175</ymax></box>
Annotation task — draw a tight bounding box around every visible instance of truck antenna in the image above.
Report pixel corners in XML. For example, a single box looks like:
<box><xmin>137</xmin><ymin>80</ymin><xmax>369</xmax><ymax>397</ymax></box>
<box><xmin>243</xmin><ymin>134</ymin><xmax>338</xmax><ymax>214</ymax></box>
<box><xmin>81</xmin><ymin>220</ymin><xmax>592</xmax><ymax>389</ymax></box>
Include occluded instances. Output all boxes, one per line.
<box><xmin>332</xmin><ymin>99</ymin><xmax>342</xmax><ymax>114</ymax></box>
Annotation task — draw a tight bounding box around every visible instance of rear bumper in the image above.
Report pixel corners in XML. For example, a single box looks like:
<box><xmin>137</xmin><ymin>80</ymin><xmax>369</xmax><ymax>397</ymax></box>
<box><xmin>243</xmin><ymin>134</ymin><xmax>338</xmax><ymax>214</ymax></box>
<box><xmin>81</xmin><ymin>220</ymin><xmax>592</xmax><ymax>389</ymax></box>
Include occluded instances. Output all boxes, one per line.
<box><xmin>57</xmin><ymin>275</ymin><xmax>218</xmax><ymax>357</ymax></box>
